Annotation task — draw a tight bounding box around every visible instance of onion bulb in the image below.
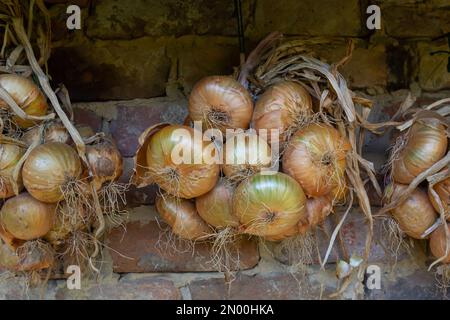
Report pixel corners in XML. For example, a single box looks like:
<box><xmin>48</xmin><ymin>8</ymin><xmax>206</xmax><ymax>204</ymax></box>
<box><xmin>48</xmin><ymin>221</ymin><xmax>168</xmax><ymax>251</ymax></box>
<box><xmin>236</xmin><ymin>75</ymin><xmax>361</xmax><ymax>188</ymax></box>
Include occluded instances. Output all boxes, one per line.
<box><xmin>142</xmin><ymin>124</ymin><xmax>219</xmax><ymax>199</ymax></box>
<box><xmin>430</xmin><ymin>223</ymin><xmax>450</xmax><ymax>264</ymax></box>
<box><xmin>188</xmin><ymin>76</ymin><xmax>253</xmax><ymax>133</ymax></box>
<box><xmin>263</xmin><ymin>225</ymin><xmax>298</xmax><ymax>242</ymax></box>
<box><xmin>0</xmin><ymin>193</ymin><xmax>56</xmax><ymax>240</ymax></box>
<box><xmin>253</xmin><ymin>81</ymin><xmax>312</xmax><ymax>145</ymax></box>
<box><xmin>22</xmin><ymin>142</ymin><xmax>82</xmax><ymax>203</ymax></box>
<box><xmin>155</xmin><ymin>193</ymin><xmax>211</xmax><ymax>240</ymax></box>
<box><xmin>428</xmin><ymin>173</ymin><xmax>450</xmax><ymax>221</ymax></box>
<box><xmin>22</xmin><ymin>121</ymin><xmax>70</xmax><ymax>146</ymax></box>
<box><xmin>283</xmin><ymin>123</ymin><xmax>350</xmax><ymax>197</ymax></box>
<box><xmin>233</xmin><ymin>172</ymin><xmax>307</xmax><ymax>237</ymax></box>
<box><xmin>195</xmin><ymin>178</ymin><xmax>239</xmax><ymax>229</ymax></box>
<box><xmin>391</xmin><ymin>120</ymin><xmax>447</xmax><ymax>184</ymax></box>
<box><xmin>0</xmin><ymin>74</ymin><xmax>48</xmax><ymax>128</ymax></box>
<box><xmin>0</xmin><ymin>239</ymin><xmax>54</xmax><ymax>272</ymax></box>
<box><xmin>298</xmin><ymin>196</ymin><xmax>333</xmax><ymax>235</ymax></box>
<box><xmin>222</xmin><ymin>132</ymin><xmax>272</xmax><ymax>182</ymax></box>
<box><xmin>386</xmin><ymin>183</ymin><xmax>438</xmax><ymax>239</ymax></box>
<box><xmin>0</xmin><ymin>140</ymin><xmax>25</xmax><ymax>198</ymax></box>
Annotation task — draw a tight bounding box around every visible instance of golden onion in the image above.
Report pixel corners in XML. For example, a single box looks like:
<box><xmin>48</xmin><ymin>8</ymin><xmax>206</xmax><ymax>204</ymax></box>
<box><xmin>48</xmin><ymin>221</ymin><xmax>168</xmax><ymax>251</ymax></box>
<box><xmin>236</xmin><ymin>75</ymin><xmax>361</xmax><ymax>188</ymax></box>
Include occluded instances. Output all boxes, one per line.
<box><xmin>188</xmin><ymin>76</ymin><xmax>253</xmax><ymax>133</ymax></box>
<box><xmin>0</xmin><ymin>193</ymin><xmax>56</xmax><ymax>240</ymax></box>
<box><xmin>0</xmin><ymin>74</ymin><xmax>48</xmax><ymax>128</ymax></box>
<box><xmin>392</xmin><ymin>120</ymin><xmax>447</xmax><ymax>184</ymax></box>
<box><xmin>298</xmin><ymin>195</ymin><xmax>333</xmax><ymax>235</ymax></box>
<box><xmin>253</xmin><ymin>81</ymin><xmax>312</xmax><ymax>145</ymax></box>
<box><xmin>263</xmin><ymin>225</ymin><xmax>298</xmax><ymax>242</ymax></box>
<box><xmin>155</xmin><ymin>193</ymin><xmax>211</xmax><ymax>241</ymax></box>
<box><xmin>430</xmin><ymin>223</ymin><xmax>450</xmax><ymax>264</ymax></box>
<box><xmin>22</xmin><ymin>142</ymin><xmax>82</xmax><ymax>203</ymax></box>
<box><xmin>428</xmin><ymin>173</ymin><xmax>450</xmax><ymax>221</ymax></box>
<box><xmin>283</xmin><ymin>123</ymin><xmax>350</xmax><ymax>197</ymax></box>
<box><xmin>233</xmin><ymin>172</ymin><xmax>307</xmax><ymax>237</ymax></box>
<box><xmin>22</xmin><ymin>121</ymin><xmax>70</xmax><ymax>147</ymax></box>
<box><xmin>0</xmin><ymin>140</ymin><xmax>25</xmax><ymax>198</ymax></box>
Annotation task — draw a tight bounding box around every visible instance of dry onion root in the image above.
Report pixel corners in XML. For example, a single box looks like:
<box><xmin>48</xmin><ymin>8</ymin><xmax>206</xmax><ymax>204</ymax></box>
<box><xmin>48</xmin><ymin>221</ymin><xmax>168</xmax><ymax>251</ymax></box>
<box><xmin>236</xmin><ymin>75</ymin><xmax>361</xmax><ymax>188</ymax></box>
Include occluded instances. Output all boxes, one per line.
<box><xmin>0</xmin><ymin>138</ymin><xmax>26</xmax><ymax>198</ymax></box>
<box><xmin>429</xmin><ymin>224</ymin><xmax>450</xmax><ymax>297</ymax></box>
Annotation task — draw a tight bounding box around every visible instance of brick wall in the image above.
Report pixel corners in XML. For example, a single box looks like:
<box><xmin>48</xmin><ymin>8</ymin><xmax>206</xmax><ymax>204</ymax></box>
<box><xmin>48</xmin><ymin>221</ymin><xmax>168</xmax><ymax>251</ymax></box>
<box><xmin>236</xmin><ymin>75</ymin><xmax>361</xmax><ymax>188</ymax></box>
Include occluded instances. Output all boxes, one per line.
<box><xmin>2</xmin><ymin>0</ymin><xmax>449</xmax><ymax>299</ymax></box>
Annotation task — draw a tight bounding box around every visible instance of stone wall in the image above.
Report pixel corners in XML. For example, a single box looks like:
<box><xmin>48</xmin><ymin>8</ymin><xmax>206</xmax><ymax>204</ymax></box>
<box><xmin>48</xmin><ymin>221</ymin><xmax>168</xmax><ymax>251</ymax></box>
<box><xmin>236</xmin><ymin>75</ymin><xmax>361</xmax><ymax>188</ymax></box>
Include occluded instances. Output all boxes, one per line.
<box><xmin>2</xmin><ymin>0</ymin><xmax>449</xmax><ymax>300</ymax></box>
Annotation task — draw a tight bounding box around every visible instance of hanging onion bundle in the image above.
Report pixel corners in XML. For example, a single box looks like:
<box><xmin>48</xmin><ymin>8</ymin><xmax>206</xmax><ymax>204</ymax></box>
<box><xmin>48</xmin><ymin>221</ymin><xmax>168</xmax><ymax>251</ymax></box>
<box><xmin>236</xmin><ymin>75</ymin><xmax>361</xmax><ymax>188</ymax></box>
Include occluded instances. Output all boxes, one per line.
<box><xmin>430</xmin><ymin>223</ymin><xmax>450</xmax><ymax>264</ymax></box>
<box><xmin>391</xmin><ymin>120</ymin><xmax>447</xmax><ymax>184</ymax></box>
<box><xmin>222</xmin><ymin>131</ymin><xmax>272</xmax><ymax>182</ymax></box>
<box><xmin>0</xmin><ymin>139</ymin><xmax>26</xmax><ymax>198</ymax></box>
<box><xmin>0</xmin><ymin>74</ymin><xmax>49</xmax><ymax>129</ymax></box>
<box><xmin>233</xmin><ymin>172</ymin><xmax>306</xmax><ymax>237</ymax></box>
<box><xmin>22</xmin><ymin>142</ymin><xmax>82</xmax><ymax>203</ymax></box>
<box><xmin>298</xmin><ymin>195</ymin><xmax>333</xmax><ymax>235</ymax></box>
<box><xmin>283</xmin><ymin>123</ymin><xmax>350</xmax><ymax>198</ymax></box>
<box><xmin>0</xmin><ymin>193</ymin><xmax>56</xmax><ymax>241</ymax></box>
<box><xmin>133</xmin><ymin>124</ymin><xmax>220</xmax><ymax>199</ymax></box>
<box><xmin>188</xmin><ymin>76</ymin><xmax>253</xmax><ymax>133</ymax></box>
<box><xmin>253</xmin><ymin>81</ymin><xmax>312</xmax><ymax>145</ymax></box>
<box><xmin>386</xmin><ymin>183</ymin><xmax>438</xmax><ymax>239</ymax></box>
<box><xmin>156</xmin><ymin>193</ymin><xmax>210</xmax><ymax>241</ymax></box>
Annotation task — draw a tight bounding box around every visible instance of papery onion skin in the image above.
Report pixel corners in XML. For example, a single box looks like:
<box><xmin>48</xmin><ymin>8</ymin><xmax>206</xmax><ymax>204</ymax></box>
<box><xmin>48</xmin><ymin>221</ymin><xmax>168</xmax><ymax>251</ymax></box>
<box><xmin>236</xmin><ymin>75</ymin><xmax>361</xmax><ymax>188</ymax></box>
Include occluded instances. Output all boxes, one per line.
<box><xmin>253</xmin><ymin>81</ymin><xmax>312</xmax><ymax>145</ymax></box>
<box><xmin>283</xmin><ymin>123</ymin><xmax>350</xmax><ymax>198</ymax></box>
<box><xmin>0</xmin><ymin>142</ymin><xmax>25</xmax><ymax>198</ymax></box>
<box><xmin>189</xmin><ymin>76</ymin><xmax>253</xmax><ymax>133</ymax></box>
<box><xmin>0</xmin><ymin>193</ymin><xmax>56</xmax><ymax>240</ymax></box>
<box><xmin>298</xmin><ymin>195</ymin><xmax>333</xmax><ymax>235</ymax></box>
<box><xmin>392</xmin><ymin>121</ymin><xmax>447</xmax><ymax>184</ymax></box>
<box><xmin>22</xmin><ymin>121</ymin><xmax>71</xmax><ymax>147</ymax></box>
<box><xmin>156</xmin><ymin>193</ymin><xmax>211</xmax><ymax>241</ymax></box>
<box><xmin>388</xmin><ymin>183</ymin><xmax>438</xmax><ymax>239</ymax></box>
<box><xmin>22</xmin><ymin>142</ymin><xmax>82</xmax><ymax>203</ymax></box>
<box><xmin>0</xmin><ymin>240</ymin><xmax>54</xmax><ymax>272</ymax></box>
<box><xmin>195</xmin><ymin>178</ymin><xmax>239</xmax><ymax>229</ymax></box>
<box><xmin>0</xmin><ymin>74</ymin><xmax>48</xmax><ymax>128</ymax></box>
<box><xmin>428</xmin><ymin>174</ymin><xmax>450</xmax><ymax>221</ymax></box>
<box><xmin>222</xmin><ymin>132</ymin><xmax>272</xmax><ymax>181</ymax></box>
<box><xmin>233</xmin><ymin>172</ymin><xmax>307</xmax><ymax>237</ymax></box>
<box><xmin>146</xmin><ymin>125</ymin><xmax>220</xmax><ymax>199</ymax></box>
<box><xmin>429</xmin><ymin>223</ymin><xmax>450</xmax><ymax>264</ymax></box>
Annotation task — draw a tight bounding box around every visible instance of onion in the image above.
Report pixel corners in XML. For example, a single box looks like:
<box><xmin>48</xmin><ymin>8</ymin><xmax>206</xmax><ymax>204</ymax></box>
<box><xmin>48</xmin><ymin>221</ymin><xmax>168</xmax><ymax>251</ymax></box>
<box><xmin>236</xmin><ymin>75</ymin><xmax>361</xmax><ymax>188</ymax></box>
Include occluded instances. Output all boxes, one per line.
<box><xmin>387</xmin><ymin>183</ymin><xmax>438</xmax><ymax>239</ymax></box>
<box><xmin>282</xmin><ymin>123</ymin><xmax>350</xmax><ymax>197</ymax></box>
<box><xmin>155</xmin><ymin>193</ymin><xmax>211</xmax><ymax>241</ymax></box>
<box><xmin>22</xmin><ymin>121</ymin><xmax>70</xmax><ymax>146</ymax></box>
<box><xmin>253</xmin><ymin>81</ymin><xmax>312</xmax><ymax>145</ymax></box>
<box><xmin>430</xmin><ymin>223</ymin><xmax>450</xmax><ymax>263</ymax></box>
<box><xmin>0</xmin><ymin>239</ymin><xmax>54</xmax><ymax>272</ymax></box>
<box><xmin>195</xmin><ymin>178</ymin><xmax>239</xmax><ymax>229</ymax></box>
<box><xmin>22</xmin><ymin>142</ymin><xmax>82</xmax><ymax>203</ymax></box>
<box><xmin>428</xmin><ymin>173</ymin><xmax>450</xmax><ymax>221</ymax></box>
<box><xmin>0</xmin><ymin>140</ymin><xmax>25</xmax><ymax>198</ymax></box>
<box><xmin>298</xmin><ymin>195</ymin><xmax>333</xmax><ymax>235</ymax></box>
<box><xmin>188</xmin><ymin>76</ymin><xmax>253</xmax><ymax>133</ymax></box>
<box><xmin>0</xmin><ymin>193</ymin><xmax>56</xmax><ymax>240</ymax></box>
<box><xmin>233</xmin><ymin>172</ymin><xmax>307</xmax><ymax>237</ymax></box>
<box><xmin>143</xmin><ymin>124</ymin><xmax>220</xmax><ymax>199</ymax></box>
<box><xmin>222</xmin><ymin>131</ymin><xmax>272</xmax><ymax>182</ymax></box>
<box><xmin>263</xmin><ymin>225</ymin><xmax>298</xmax><ymax>242</ymax></box>
<box><xmin>391</xmin><ymin>120</ymin><xmax>447</xmax><ymax>184</ymax></box>
<box><xmin>0</xmin><ymin>74</ymin><xmax>48</xmax><ymax>128</ymax></box>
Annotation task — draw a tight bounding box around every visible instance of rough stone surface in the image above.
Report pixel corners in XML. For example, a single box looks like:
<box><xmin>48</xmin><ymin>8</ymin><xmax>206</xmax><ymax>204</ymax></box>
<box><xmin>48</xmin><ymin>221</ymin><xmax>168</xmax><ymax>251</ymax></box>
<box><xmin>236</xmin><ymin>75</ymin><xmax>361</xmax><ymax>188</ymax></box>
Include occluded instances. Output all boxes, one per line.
<box><xmin>106</xmin><ymin>220</ymin><xmax>260</xmax><ymax>273</ymax></box>
<box><xmin>73</xmin><ymin>107</ymin><xmax>103</xmax><ymax>132</ymax></box>
<box><xmin>418</xmin><ymin>41</ymin><xmax>450</xmax><ymax>91</ymax></box>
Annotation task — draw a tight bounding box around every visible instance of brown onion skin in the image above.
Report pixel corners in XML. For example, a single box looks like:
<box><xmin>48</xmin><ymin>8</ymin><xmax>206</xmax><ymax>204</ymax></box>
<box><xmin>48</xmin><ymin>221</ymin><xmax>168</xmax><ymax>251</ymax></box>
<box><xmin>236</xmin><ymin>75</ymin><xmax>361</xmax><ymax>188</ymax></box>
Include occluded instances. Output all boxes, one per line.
<box><xmin>298</xmin><ymin>195</ymin><xmax>333</xmax><ymax>235</ymax></box>
<box><xmin>0</xmin><ymin>74</ymin><xmax>48</xmax><ymax>128</ymax></box>
<box><xmin>195</xmin><ymin>178</ymin><xmax>239</xmax><ymax>229</ymax></box>
<box><xmin>0</xmin><ymin>240</ymin><xmax>53</xmax><ymax>272</ymax></box>
<box><xmin>429</xmin><ymin>223</ymin><xmax>450</xmax><ymax>264</ymax></box>
<box><xmin>22</xmin><ymin>121</ymin><xmax>71</xmax><ymax>147</ymax></box>
<box><xmin>253</xmin><ymin>81</ymin><xmax>312</xmax><ymax>145</ymax></box>
<box><xmin>0</xmin><ymin>193</ymin><xmax>56</xmax><ymax>240</ymax></box>
<box><xmin>189</xmin><ymin>76</ymin><xmax>253</xmax><ymax>133</ymax></box>
<box><xmin>0</xmin><ymin>142</ymin><xmax>25</xmax><ymax>198</ymax></box>
<box><xmin>282</xmin><ymin>123</ymin><xmax>350</xmax><ymax>198</ymax></box>
<box><xmin>392</xmin><ymin>121</ymin><xmax>447</xmax><ymax>184</ymax></box>
<box><xmin>388</xmin><ymin>183</ymin><xmax>438</xmax><ymax>239</ymax></box>
<box><xmin>428</xmin><ymin>173</ymin><xmax>450</xmax><ymax>221</ymax></box>
<box><xmin>155</xmin><ymin>193</ymin><xmax>211</xmax><ymax>241</ymax></box>
<box><xmin>22</xmin><ymin>142</ymin><xmax>82</xmax><ymax>203</ymax></box>
<box><xmin>146</xmin><ymin>125</ymin><xmax>220</xmax><ymax>199</ymax></box>
<box><xmin>233</xmin><ymin>172</ymin><xmax>307</xmax><ymax>237</ymax></box>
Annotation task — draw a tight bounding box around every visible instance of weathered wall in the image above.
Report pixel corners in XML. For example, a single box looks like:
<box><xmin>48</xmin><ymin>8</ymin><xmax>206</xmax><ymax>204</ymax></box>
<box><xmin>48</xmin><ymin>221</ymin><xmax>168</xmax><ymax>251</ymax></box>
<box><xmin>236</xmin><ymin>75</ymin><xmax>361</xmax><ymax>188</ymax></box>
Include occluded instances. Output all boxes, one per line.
<box><xmin>2</xmin><ymin>0</ymin><xmax>449</xmax><ymax>300</ymax></box>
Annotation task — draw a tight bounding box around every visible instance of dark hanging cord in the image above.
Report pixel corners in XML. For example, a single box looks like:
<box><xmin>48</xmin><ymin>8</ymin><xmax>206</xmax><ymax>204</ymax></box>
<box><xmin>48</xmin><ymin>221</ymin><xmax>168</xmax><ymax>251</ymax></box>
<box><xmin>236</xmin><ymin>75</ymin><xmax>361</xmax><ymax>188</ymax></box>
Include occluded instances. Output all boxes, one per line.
<box><xmin>234</xmin><ymin>0</ymin><xmax>245</xmax><ymax>65</ymax></box>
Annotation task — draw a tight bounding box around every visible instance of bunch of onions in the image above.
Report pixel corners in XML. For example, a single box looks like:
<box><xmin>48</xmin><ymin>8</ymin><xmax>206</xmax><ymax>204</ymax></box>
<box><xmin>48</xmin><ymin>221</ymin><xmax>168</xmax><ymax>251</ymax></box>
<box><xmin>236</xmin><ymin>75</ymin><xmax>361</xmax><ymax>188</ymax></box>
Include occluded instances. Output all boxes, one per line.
<box><xmin>0</xmin><ymin>193</ymin><xmax>56</xmax><ymax>241</ymax></box>
<box><xmin>22</xmin><ymin>120</ymin><xmax>70</xmax><ymax>146</ymax></box>
<box><xmin>0</xmin><ymin>74</ymin><xmax>48</xmax><ymax>129</ymax></box>
<box><xmin>282</xmin><ymin>123</ymin><xmax>350</xmax><ymax>198</ymax></box>
<box><xmin>141</xmin><ymin>124</ymin><xmax>220</xmax><ymax>199</ymax></box>
<box><xmin>253</xmin><ymin>81</ymin><xmax>312</xmax><ymax>145</ymax></box>
<box><xmin>430</xmin><ymin>223</ymin><xmax>450</xmax><ymax>264</ymax></box>
<box><xmin>298</xmin><ymin>195</ymin><xmax>333</xmax><ymax>235</ymax></box>
<box><xmin>0</xmin><ymin>139</ymin><xmax>26</xmax><ymax>198</ymax></box>
<box><xmin>22</xmin><ymin>142</ymin><xmax>82</xmax><ymax>203</ymax></box>
<box><xmin>222</xmin><ymin>131</ymin><xmax>272</xmax><ymax>182</ymax></box>
<box><xmin>391</xmin><ymin>120</ymin><xmax>447</xmax><ymax>184</ymax></box>
<box><xmin>428</xmin><ymin>172</ymin><xmax>450</xmax><ymax>221</ymax></box>
<box><xmin>386</xmin><ymin>183</ymin><xmax>438</xmax><ymax>239</ymax></box>
<box><xmin>233</xmin><ymin>172</ymin><xmax>307</xmax><ymax>237</ymax></box>
<box><xmin>188</xmin><ymin>76</ymin><xmax>253</xmax><ymax>133</ymax></box>
<box><xmin>155</xmin><ymin>193</ymin><xmax>211</xmax><ymax>241</ymax></box>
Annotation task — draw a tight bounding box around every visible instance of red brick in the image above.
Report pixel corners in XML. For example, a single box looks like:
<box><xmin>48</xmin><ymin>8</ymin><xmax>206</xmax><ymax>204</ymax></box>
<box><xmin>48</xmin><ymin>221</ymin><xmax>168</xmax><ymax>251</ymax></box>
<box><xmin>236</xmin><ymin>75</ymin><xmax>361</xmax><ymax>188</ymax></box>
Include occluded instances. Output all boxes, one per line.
<box><xmin>106</xmin><ymin>221</ymin><xmax>259</xmax><ymax>273</ymax></box>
